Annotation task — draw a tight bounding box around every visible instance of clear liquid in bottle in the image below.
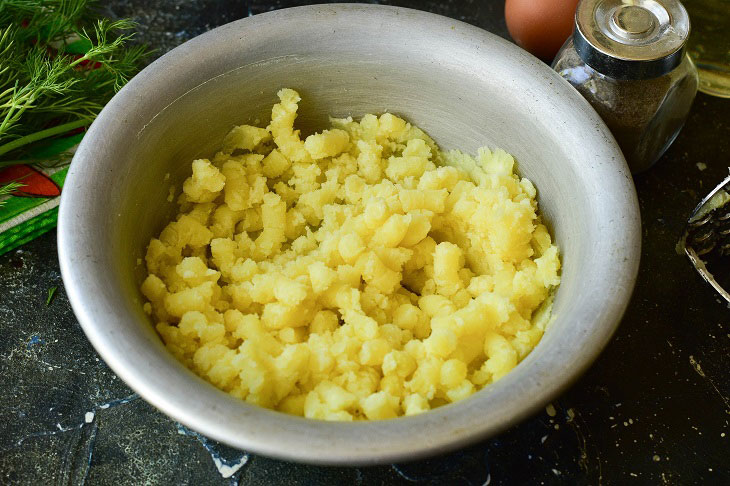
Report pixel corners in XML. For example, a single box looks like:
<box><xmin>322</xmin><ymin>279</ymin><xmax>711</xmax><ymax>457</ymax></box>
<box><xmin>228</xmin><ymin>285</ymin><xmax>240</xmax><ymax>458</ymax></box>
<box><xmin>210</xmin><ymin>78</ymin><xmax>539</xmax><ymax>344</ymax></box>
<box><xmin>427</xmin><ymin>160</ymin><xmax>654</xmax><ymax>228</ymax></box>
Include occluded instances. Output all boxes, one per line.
<box><xmin>685</xmin><ymin>0</ymin><xmax>730</xmax><ymax>98</ymax></box>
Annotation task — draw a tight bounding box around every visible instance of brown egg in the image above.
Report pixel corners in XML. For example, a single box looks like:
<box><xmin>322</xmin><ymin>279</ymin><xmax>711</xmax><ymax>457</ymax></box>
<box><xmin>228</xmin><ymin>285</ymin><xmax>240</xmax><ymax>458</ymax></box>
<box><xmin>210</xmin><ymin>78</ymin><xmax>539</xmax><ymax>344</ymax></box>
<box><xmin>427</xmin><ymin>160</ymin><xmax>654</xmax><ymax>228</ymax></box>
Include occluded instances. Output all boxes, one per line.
<box><xmin>505</xmin><ymin>0</ymin><xmax>580</xmax><ymax>61</ymax></box>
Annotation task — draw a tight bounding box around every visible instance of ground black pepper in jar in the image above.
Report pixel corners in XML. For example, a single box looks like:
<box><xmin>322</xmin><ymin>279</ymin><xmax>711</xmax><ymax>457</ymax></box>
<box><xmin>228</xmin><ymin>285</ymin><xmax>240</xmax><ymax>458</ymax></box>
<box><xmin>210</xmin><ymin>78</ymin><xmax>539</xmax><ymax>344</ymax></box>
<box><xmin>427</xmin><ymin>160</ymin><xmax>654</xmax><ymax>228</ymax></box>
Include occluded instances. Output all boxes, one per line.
<box><xmin>552</xmin><ymin>0</ymin><xmax>698</xmax><ymax>173</ymax></box>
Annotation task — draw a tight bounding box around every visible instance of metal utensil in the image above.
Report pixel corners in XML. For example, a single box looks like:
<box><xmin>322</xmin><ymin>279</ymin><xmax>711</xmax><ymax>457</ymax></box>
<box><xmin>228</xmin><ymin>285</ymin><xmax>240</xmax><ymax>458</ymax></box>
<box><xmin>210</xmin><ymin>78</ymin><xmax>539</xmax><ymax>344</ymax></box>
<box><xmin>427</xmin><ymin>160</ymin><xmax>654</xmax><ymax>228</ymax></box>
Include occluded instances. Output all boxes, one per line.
<box><xmin>682</xmin><ymin>169</ymin><xmax>730</xmax><ymax>303</ymax></box>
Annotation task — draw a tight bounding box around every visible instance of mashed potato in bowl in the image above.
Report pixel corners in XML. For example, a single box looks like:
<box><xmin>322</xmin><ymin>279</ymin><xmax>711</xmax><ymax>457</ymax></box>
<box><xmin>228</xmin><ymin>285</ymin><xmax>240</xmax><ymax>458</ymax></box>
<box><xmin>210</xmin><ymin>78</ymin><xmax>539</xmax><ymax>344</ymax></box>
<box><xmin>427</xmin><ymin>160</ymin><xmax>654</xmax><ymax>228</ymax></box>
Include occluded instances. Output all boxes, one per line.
<box><xmin>140</xmin><ymin>88</ymin><xmax>560</xmax><ymax>421</ymax></box>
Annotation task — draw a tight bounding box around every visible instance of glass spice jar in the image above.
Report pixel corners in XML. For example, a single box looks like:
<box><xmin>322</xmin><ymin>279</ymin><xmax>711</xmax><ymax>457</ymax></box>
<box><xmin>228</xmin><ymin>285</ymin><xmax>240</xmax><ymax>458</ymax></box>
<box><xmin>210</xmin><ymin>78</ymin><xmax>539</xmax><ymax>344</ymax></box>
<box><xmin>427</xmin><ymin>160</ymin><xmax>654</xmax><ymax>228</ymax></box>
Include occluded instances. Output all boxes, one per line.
<box><xmin>552</xmin><ymin>0</ymin><xmax>698</xmax><ymax>173</ymax></box>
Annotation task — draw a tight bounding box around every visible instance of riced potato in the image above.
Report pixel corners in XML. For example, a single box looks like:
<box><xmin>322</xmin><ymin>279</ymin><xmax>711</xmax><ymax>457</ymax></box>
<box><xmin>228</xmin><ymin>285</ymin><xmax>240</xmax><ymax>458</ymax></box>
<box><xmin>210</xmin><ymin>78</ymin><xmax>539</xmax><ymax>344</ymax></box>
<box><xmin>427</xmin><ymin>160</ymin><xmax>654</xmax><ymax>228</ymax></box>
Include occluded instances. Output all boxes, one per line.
<box><xmin>141</xmin><ymin>88</ymin><xmax>561</xmax><ymax>420</ymax></box>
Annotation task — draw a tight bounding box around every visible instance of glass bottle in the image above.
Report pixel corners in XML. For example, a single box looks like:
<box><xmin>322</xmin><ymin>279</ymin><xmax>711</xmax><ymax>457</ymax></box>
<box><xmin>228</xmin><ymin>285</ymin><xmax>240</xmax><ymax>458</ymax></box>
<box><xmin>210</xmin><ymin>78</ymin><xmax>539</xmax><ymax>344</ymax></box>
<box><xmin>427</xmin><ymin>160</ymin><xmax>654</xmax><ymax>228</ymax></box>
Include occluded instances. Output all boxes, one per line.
<box><xmin>552</xmin><ymin>0</ymin><xmax>698</xmax><ymax>173</ymax></box>
<box><xmin>684</xmin><ymin>0</ymin><xmax>730</xmax><ymax>98</ymax></box>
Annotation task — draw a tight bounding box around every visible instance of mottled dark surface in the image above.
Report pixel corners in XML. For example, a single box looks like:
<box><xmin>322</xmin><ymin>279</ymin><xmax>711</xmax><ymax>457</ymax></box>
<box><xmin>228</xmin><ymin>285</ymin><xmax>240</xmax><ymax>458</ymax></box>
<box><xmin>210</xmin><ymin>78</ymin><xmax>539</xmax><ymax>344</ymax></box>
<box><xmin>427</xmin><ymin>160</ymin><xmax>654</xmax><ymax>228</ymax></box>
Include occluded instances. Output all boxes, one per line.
<box><xmin>1</xmin><ymin>1</ymin><xmax>729</xmax><ymax>484</ymax></box>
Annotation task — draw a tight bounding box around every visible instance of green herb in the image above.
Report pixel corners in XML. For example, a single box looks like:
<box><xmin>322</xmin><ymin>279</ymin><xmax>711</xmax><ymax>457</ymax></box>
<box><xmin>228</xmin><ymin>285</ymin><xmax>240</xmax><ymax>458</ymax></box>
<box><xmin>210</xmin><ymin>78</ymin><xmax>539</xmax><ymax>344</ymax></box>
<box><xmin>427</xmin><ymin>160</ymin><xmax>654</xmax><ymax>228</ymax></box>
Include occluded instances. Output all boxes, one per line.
<box><xmin>46</xmin><ymin>286</ymin><xmax>57</xmax><ymax>306</ymax></box>
<box><xmin>0</xmin><ymin>0</ymin><xmax>149</xmax><ymax>168</ymax></box>
<box><xmin>0</xmin><ymin>180</ymin><xmax>23</xmax><ymax>206</ymax></box>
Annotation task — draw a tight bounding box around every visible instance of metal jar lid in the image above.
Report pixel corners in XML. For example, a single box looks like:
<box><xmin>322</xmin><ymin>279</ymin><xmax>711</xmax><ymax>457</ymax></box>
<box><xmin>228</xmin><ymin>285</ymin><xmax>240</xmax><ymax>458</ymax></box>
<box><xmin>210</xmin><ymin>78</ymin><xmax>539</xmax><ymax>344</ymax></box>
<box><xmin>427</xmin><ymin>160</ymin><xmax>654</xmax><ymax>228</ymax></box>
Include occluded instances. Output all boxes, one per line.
<box><xmin>573</xmin><ymin>0</ymin><xmax>690</xmax><ymax>80</ymax></box>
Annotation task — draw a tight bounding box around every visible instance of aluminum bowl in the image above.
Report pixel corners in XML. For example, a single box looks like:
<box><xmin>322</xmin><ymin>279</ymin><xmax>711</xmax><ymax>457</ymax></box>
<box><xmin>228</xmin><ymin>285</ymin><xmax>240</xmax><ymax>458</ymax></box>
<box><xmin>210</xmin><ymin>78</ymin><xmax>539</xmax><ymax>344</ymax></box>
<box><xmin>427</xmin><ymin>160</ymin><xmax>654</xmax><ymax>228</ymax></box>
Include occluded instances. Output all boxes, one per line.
<box><xmin>58</xmin><ymin>4</ymin><xmax>641</xmax><ymax>465</ymax></box>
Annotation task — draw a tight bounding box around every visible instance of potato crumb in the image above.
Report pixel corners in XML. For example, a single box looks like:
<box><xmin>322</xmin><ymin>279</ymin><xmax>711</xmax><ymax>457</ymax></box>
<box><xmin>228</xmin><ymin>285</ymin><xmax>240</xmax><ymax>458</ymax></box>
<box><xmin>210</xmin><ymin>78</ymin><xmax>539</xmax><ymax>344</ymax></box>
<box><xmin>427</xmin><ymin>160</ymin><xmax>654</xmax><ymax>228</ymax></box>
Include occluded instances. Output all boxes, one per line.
<box><xmin>141</xmin><ymin>88</ymin><xmax>560</xmax><ymax>420</ymax></box>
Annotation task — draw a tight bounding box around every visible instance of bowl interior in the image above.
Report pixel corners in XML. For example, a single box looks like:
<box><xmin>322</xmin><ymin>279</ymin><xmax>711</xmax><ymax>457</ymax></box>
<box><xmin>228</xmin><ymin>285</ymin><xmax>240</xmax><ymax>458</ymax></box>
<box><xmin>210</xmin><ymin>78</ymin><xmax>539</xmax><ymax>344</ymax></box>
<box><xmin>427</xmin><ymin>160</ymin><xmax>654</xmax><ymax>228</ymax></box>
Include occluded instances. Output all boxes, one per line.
<box><xmin>59</xmin><ymin>4</ymin><xmax>640</xmax><ymax>464</ymax></box>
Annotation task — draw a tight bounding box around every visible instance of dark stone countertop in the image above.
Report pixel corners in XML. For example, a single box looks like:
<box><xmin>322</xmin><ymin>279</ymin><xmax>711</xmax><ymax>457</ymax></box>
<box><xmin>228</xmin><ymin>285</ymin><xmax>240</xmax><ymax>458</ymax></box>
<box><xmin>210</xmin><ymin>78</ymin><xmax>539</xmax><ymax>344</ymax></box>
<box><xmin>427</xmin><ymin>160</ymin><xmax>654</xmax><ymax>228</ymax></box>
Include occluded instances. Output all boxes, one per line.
<box><xmin>1</xmin><ymin>1</ymin><xmax>728</xmax><ymax>484</ymax></box>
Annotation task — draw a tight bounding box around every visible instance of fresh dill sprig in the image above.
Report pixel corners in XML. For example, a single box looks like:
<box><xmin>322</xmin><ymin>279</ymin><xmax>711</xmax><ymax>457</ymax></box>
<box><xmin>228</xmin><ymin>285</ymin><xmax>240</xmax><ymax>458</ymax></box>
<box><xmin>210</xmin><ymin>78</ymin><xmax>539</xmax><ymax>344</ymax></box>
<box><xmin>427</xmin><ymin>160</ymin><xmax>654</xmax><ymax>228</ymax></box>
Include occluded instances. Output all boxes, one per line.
<box><xmin>46</xmin><ymin>286</ymin><xmax>58</xmax><ymax>305</ymax></box>
<box><xmin>0</xmin><ymin>181</ymin><xmax>24</xmax><ymax>206</ymax></box>
<box><xmin>0</xmin><ymin>0</ymin><xmax>149</xmax><ymax>166</ymax></box>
